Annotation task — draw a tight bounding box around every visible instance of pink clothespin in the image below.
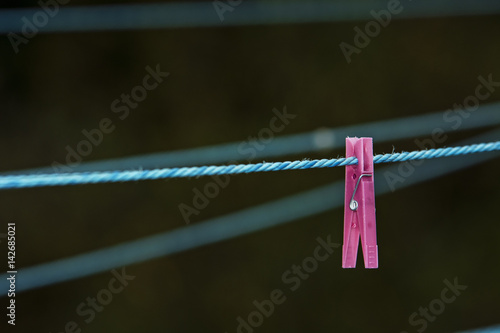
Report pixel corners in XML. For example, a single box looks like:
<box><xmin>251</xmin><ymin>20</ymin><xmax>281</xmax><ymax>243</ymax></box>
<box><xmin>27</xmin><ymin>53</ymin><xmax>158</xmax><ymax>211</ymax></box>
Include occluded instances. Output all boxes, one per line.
<box><xmin>343</xmin><ymin>137</ymin><xmax>378</xmax><ymax>269</ymax></box>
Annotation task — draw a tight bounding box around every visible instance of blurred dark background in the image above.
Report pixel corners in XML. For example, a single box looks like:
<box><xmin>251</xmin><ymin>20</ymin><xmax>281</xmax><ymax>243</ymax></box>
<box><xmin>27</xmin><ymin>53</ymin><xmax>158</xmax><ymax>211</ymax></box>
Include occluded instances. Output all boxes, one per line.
<box><xmin>0</xmin><ymin>0</ymin><xmax>499</xmax><ymax>332</ymax></box>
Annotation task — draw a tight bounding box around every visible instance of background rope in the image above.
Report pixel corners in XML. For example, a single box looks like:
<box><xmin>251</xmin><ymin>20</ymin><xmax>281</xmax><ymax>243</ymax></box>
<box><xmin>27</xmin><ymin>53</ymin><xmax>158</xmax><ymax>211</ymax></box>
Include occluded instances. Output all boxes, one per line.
<box><xmin>5</xmin><ymin>102</ymin><xmax>500</xmax><ymax>174</ymax></box>
<box><xmin>457</xmin><ymin>324</ymin><xmax>500</xmax><ymax>333</ymax></box>
<box><xmin>2</xmin><ymin>0</ymin><xmax>500</xmax><ymax>33</ymax></box>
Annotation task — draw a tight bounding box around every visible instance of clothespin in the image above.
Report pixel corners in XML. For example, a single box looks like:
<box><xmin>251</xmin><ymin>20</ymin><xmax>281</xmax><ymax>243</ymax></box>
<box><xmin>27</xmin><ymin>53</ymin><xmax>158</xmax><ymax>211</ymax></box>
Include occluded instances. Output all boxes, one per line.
<box><xmin>342</xmin><ymin>137</ymin><xmax>378</xmax><ymax>269</ymax></box>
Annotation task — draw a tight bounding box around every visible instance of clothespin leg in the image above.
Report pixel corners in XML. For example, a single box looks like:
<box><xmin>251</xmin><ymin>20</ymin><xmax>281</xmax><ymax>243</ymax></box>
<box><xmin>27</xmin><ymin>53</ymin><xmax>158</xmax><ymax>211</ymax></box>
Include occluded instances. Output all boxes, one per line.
<box><xmin>342</xmin><ymin>213</ymin><xmax>360</xmax><ymax>268</ymax></box>
<box><xmin>360</xmin><ymin>215</ymin><xmax>378</xmax><ymax>269</ymax></box>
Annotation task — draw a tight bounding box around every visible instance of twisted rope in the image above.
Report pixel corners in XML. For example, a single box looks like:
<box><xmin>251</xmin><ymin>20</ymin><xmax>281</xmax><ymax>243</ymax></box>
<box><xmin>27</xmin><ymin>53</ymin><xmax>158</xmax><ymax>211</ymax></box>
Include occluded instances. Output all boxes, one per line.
<box><xmin>0</xmin><ymin>141</ymin><xmax>498</xmax><ymax>190</ymax></box>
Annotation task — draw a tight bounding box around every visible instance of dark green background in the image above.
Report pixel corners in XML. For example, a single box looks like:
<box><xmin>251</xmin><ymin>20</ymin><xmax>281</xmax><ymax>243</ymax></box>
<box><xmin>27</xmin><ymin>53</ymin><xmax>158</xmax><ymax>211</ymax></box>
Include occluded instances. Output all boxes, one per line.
<box><xmin>1</xmin><ymin>1</ymin><xmax>499</xmax><ymax>332</ymax></box>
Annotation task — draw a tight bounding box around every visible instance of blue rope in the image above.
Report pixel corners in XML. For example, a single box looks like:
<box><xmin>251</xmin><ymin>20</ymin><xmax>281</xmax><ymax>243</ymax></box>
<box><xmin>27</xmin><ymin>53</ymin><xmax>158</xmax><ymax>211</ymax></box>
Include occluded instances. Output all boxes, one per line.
<box><xmin>1</xmin><ymin>0</ymin><xmax>500</xmax><ymax>33</ymax></box>
<box><xmin>456</xmin><ymin>325</ymin><xmax>500</xmax><ymax>333</ymax></box>
<box><xmin>0</xmin><ymin>141</ymin><xmax>498</xmax><ymax>190</ymax></box>
<box><xmin>6</xmin><ymin>102</ymin><xmax>500</xmax><ymax>175</ymax></box>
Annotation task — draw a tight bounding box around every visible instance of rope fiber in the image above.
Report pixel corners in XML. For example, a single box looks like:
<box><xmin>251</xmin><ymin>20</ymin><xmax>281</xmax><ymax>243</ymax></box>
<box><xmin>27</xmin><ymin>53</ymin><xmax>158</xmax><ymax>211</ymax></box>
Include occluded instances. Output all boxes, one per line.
<box><xmin>0</xmin><ymin>141</ymin><xmax>498</xmax><ymax>190</ymax></box>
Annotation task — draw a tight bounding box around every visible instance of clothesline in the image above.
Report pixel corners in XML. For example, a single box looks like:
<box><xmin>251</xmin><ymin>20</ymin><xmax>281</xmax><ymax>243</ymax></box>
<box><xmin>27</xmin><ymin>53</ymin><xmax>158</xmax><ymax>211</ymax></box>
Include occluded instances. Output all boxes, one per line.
<box><xmin>2</xmin><ymin>131</ymin><xmax>498</xmax><ymax>293</ymax></box>
<box><xmin>0</xmin><ymin>141</ymin><xmax>498</xmax><ymax>190</ymax></box>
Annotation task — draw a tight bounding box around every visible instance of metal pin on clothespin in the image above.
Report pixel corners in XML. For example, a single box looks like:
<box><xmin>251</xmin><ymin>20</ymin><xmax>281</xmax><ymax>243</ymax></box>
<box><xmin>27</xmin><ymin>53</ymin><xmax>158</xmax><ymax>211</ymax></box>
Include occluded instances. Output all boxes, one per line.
<box><xmin>342</xmin><ymin>137</ymin><xmax>378</xmax><ymax>269</ymax></box>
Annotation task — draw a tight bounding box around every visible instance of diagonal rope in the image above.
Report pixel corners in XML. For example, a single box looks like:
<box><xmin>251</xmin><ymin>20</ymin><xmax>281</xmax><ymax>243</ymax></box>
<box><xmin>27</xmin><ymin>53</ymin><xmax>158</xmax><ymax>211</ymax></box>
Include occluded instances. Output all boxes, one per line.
<box><xmin>0</xmin><ymin>141</ymin><xmax>499</xmax><ymax>190</ymax></box>
<box><xmin>5</xmin><ymin>102</ymin><xmax>500</xmax><ymax>175</ymax></box>
<box><xmin>456</xmin><ymin>324</ymin><xmax>500</xmax><ymax>333</ymax></box>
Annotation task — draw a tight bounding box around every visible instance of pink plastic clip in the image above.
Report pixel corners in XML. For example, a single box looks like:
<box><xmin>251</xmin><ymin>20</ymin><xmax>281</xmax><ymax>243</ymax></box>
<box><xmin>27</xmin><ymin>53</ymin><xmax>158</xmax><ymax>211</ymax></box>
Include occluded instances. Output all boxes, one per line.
<box><xmin>343</xmin><ymin>137</ymin><xmax>378</xmax><ymax>269</ymax></box>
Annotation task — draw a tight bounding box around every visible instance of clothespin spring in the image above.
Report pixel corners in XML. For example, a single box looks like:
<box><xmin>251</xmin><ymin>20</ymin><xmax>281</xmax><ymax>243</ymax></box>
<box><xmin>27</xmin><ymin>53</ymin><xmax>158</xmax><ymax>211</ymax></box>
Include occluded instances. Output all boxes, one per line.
<box><xmin>349</xmin><ymin>174</ymin><xmax>372</xmax><ymax>211</ymax></box>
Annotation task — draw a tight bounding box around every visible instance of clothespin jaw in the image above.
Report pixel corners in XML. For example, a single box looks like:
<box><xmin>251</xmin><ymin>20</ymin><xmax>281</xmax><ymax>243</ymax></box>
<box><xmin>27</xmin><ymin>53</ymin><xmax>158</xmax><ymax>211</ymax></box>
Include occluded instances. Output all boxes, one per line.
<box><xmin>342</xmin><ymin>137</ymin><xmax>378</xmax><ymax>269</ymax></box>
